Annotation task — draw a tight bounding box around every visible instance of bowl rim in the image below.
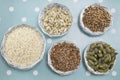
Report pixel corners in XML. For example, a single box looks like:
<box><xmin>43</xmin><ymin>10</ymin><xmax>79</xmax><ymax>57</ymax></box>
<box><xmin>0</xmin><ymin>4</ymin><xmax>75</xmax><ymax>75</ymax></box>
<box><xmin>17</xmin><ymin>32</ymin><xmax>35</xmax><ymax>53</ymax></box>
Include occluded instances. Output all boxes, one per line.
<box><xmin>38</xmin><ymin>3</ymin><xmax>73</xmax><ymax>37</ymax></box>
<box><xmin>1</xmin><ymin>24</ymin><xmax>46</xmax><ymax>70</ymax></box>
<box><xmin>48</xmin><ymin>40</ymin><xmax>81</xmax><ymax>75</ymax></box>
<box><xmin>84</xmin><ymin>41</ymin><xmax>117</xmax><ymax>75</ymax></box>
<box><xmin>80</xmin><ymin>3</ymin><xmax>113</xmax><ymax>36</ymax></box>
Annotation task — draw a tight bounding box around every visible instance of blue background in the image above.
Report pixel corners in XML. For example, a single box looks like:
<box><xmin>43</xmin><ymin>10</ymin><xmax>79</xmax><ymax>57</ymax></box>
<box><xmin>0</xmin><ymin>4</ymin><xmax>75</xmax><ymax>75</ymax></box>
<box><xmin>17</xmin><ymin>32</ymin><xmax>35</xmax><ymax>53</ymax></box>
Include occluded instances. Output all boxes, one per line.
<box><xmin>0</xmin><ymin>0</ymin><xmax>120</xmax><ymax>80</ymax></box>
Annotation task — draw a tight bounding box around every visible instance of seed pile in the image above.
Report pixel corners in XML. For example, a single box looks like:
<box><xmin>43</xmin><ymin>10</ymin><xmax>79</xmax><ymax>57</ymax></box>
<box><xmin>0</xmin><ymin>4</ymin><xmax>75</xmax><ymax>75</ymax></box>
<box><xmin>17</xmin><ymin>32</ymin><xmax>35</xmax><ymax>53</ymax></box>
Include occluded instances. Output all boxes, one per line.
<box><xmin>86</xmin><ymin>42</ymin><xmax>117</xmax><ymax>73</ymax></box>
<box><xmin>41</xmin><ymin>3</ymin><xmax>72</xmax><ymax>36</ymax></box>
<box><xmin>82</xmin><ymin>5</ymin><xmax>111</xmax><ymax>32</ymax></box>
<box><xmin>50</xmin><ymin>42</ymin><xmax>80</xmax><ymax>72</ymax></box>
<box><xmin>3</xmin><ymin>24</ymin><xmax>44</xmax><ymax>68</ymax></box>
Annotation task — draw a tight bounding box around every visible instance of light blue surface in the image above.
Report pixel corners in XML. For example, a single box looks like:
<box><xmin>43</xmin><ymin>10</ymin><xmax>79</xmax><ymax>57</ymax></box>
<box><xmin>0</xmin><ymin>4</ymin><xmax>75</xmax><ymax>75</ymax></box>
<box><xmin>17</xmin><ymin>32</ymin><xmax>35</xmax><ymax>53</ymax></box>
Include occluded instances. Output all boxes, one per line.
<box><xmin>0</xmin><ymin>0</ymin><xmax>120</xmax><ymax>80</ymax></box>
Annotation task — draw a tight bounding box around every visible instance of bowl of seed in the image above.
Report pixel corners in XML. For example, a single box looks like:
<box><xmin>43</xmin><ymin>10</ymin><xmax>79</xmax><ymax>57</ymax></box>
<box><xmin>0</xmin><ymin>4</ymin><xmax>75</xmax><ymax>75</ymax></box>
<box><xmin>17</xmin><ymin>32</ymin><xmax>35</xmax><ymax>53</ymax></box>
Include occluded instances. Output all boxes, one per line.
<box><xmin>38</xmin><ymin>3</ymin><xmax>73</xmax><ymax>37</ymax></box>
<box><xmin>84</xmin><ymin>41</ymin><xmax>118</xmax><ymax>75</ymax></box>
<box><xmin>80</xmin><ymin>4</ymin><xmax>112</xmax><ymax>36</ymax></box>
<box><xmin>1</xmin><ymin>24</ymin><xmax>46</xmax><ymax>70</ymax></box>
<box><xmin>48</xmin><ymin>41</ymin><xmax>81</xmax><ymax>75</ymax></box>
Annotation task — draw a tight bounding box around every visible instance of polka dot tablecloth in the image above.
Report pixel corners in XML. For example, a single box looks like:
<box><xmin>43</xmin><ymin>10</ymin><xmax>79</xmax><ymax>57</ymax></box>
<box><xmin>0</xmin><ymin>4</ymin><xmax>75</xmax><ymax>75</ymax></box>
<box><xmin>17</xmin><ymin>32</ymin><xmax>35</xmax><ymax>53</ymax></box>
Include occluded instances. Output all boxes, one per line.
<box><xmin>0</xmin><ymin>0</ymin><xmax>120</xmax><ymax>80</ymax></box>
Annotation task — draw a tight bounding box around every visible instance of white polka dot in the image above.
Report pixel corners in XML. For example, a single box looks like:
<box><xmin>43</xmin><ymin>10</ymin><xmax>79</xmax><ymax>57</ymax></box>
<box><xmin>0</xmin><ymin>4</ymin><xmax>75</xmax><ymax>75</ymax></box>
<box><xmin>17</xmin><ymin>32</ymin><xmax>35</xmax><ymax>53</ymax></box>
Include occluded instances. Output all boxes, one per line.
<box><xmin>48</xmin><ymin>0</ymin><xmax>52</xmax><ymax>2</ymax></box>
<box><xmin>22</xmin><ymin>0</ymin><xmax>27</xmax><ymax>2</ymax></box>
<box><xmin>86</xmin><ymin>71</ymin><xmax>91</xmax><ymax>76</ymax></box>
<box><xmin>47</xmin><ymin>39</ymin><xmax>52</xmax><ymax>44</ymax></box>
<box><xmin>33</xmin><ymin>70</ymin><xmax>38</xmax><ymax>76</ymax></box>
<box><xmin>35</xmin><ymin>7</ymin><xmax>40</xmax><ymax>12</ymax></box>
<box><xmin>73</xmin><ymin>0</ymin><xmax>78</xmax><ymax>3</ymax></box>
<box><xmin>111</xmin><ymin>8</ymin><xmax>116</xmax><ymax>14</ymax></box>
<box><xmin>73</xmin><ymin>18</ymin><xmax>77</xmax><ymax>24</ymax></box>
<box><xmin>21</xmin><ymin>17</ymin><xmax>27</xmax><ymax>22</ymax></box>
<box><xmin>9</xmin><ymin>6</ymin><xmax>14</xmax><ymax>12</ymax></box>
<box><xmin>6</xmin><ymin>70</ymin><xmax>12</xmax><ymax>76</ymax></box>
<box><xmin>98</xmin><ymin>0</ymin><xmax>103</xmax><ymax>3</ymax></box>
<box><xmin>112</xmin><ymin>71</ymin><xmax>117</xmax><ymax>77</ymax></box>
<box><xmin>111</xmin><ymin>28</ymin><xmax>116</xmax><ymax>34</ymax></box>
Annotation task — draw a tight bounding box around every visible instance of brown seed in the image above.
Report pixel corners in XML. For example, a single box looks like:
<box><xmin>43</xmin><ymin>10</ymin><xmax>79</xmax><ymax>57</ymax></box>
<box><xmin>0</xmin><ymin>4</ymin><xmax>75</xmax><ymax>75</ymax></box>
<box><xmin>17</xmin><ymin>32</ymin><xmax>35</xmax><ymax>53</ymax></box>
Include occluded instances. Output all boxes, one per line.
<box><xmin>82</xmin><ymin>5</ymin><xmax>111</xmax><ymax>32</ymax></box>
<box><xmin>50</xmin><ymin>42</ymin><xmax>80</xmax><ymax>72</ymax></box>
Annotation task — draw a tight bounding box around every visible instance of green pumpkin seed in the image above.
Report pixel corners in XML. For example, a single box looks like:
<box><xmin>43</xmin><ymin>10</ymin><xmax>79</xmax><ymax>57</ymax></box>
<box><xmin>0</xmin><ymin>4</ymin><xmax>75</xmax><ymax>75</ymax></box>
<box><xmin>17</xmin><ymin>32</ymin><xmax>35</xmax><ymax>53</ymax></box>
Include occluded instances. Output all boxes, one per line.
<box><xmin>88</xmin><ymin>48</ymin><xmax>93</xmax><ymax>52</ymax></box>
<box><xmin>98</xmin><ymin>58</ymin><xmax>102</xmax><ymax>63</ymax></box>
<box><xmin>111</xmin><ymin>52</ymin><xmax>118</xmax><ymax>57</ymax></box>
<box><xmin>109</xmin><ymin>61</ymin><xmax>114</xmax><ymax>69</ymax></box>
<box><xmin>88</xmin><ymin>60</ymin><xmax>94</xmax><ymax>66</ymax></box>
<box><xmin>98</xmin><ymin>52</ymin><xmax>103</xmax><ymax>58</ymax></box>
<box><xmin>94</xmin><ymin>48</ymin><xmax>99</xmax><ymax>53</ymax></box>
<box><xmin>110</xmin><ymin>48</ymin><xmax>115</xmax><ymax>52</ymax></box>
<box><xmin>97</xmin><ymin>69</ymin><xmax>108</xmax><ymax>73</ymax></box>
<box><xmin>87</xmin><ymin>55</ymin><xmax>97</xmax><ymax>62</ymax></box>
<box><xmin>111</xmin><ymin>56</ymin><xmax>116</xmax><ymax>61</ymax></box>
<box><xmin>90</xmin><ymin>43</ymin><xmax>96</xmax><ymax>49</ymax></box>
<box><xmin>106</xmin><ymin>47</ymin><xmax>111</xmax><ymax>53</ymax></box>
<box><xmin>94</xmin><ymin>54</ymin><xmax>98</xmax><ymax>58</ymax></box>
<box><xmin>86</xmin><ymin>42</ymin><xmax>117</xmax><ymax>73</ymax></box>
<box><xmin>98</xmin><ymin>43</ymin><xmax>104</xmax><ymax>49</ymax></box>
<box><xmin>102</xmin><ymin>49</ymin><xmax>107</xmax><ymax>54</ymax></box>
<box><xmin>87</xmin><ymin>51</ymin><xmax>94</xmax><ymax>55</ymax></box>
<box><xmin>104</xmin><ymin>54</ymin><xmax>111</xmax><ymax>63</ymax></box>
<box><xmin>98</xmin><ymin>64</ymin><xmax>108</xmax><ymax>70</ymax></box>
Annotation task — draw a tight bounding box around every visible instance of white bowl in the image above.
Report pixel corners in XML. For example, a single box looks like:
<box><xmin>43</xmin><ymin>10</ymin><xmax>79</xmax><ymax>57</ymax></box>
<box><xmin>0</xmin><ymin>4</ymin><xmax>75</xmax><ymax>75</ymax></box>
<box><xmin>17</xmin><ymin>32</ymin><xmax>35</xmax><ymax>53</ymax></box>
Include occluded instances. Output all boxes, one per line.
<box><xmin>80</xmin><ymin>3</ymin><xmax>112</xmax><ymax>36</ymax></box>
<box><xmin>84</xmin><ymin>41</ymin><xmax>117</xmax><ymax>75</ymax></box>
<box><xmin>38</xmin><ymin>3</ymin><xmax>73</xmax><ymax>37</ymax></box>
<box><xmin>48</xmin><ymin>41</ymin><xmax>81</xmax><ymax>75</ymax></box>
<box><xmin>1</xmin><ymin>24</ymin><xmax>46</xmax><ymax>70</ymax></box>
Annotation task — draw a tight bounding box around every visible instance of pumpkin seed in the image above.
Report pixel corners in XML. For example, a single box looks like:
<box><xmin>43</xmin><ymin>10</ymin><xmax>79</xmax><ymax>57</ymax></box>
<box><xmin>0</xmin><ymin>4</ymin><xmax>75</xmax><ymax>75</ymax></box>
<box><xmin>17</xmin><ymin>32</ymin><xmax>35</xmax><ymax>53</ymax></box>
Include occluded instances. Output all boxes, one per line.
<box><xmin>98</xmin><ymin>58</ymin><xmax>101</xmax><ymax>62</ymax></box>
<box><xmin>102</xmin><ymin>49</ymin><xmax>107</xmax><ymax>54</ymax></box>
<box><xmin>106</xmin><ymin>47</ymin><xmax>111</xmax><ymax>53</ymax></box>
<box><xmin>98</xmin><ymin>64</ymin><xmax>108</xmax><ymax>70</ymax></box>
<box><xmin>86</xmin><ymin>42</ymin><xmax>117</xmax><ymax>73</ymax></box>
<box><xmin>97</xmin><ymin>69</ymin><xmax>109</xmax><ymax>73</ymax></box>
<box><xmin>94</xmin><ymin>54</ymin><xmax>98</xmax><ymax>58</ymax></box>
<box><xmin>88</xmin><ymin>60</ymin><xmax>94</xmax><ymax>66</ymax></box>
<box><xmin>98</xmin><ymin>52</ymin><xmax>103</xmax><ymax>58</ymax></box>
<box><xmin>111</xmin><ymin>56</ymin><xmax>116</xmax><ymax>61</ymax></box>
<box><xmin>94</xmin><ymin>48</ymin><xmax>99</xmax><ymax>53</ymax></box>
<box><xmin>90</xmin><ymin>43</ymin><xmax>96</xmax><ymax>49</ymax></box>
<box><xmin>111</xmin><ymin>52</ymin><xmax>118</xmax><ymax>57</ymax></box>
<box><xmin>98</xmin><ymin>43</ymin><xmax>104</xmax><ymax>49</ymax></box>
<box><xmin>109</xmin><ymin>61</ymin><xmax>114</xmax><ymax>69</ymax></box>
<box><xmin>87</xmin><ymin>51</ymin><xmax>94</xmax><ymax>55</ymax></box>
<box><xmin>104</xmin><ymin>54</ymin><xmax>111</xmax><ymax>63</ymax></box>
<box><xmin>87</xmin><ymin>55</ymin><xmax>97</xmax><ymax>62</ymax></box>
